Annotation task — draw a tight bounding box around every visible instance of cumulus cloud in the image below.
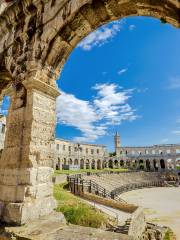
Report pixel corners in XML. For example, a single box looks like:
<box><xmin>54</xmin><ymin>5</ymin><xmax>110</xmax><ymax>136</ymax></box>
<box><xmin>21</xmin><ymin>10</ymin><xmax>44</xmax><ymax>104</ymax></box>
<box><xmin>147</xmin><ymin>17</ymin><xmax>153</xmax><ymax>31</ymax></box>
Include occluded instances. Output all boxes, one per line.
<box><xmin>167</xmin><ymin>76</ymin><xmax>180</xmax><ymax>90</ymax></box>
<box><xmin>56</xmin><ymin>83</ymin><xmax>138</xmax><ymax>142</ymax></box>
<box><xmin>117</xmin><ymin>68</ymin><xmax>128</xmax><ymax>75</ymax></box>
<box><xmin>78</xmin><ymin>20</ymin><xmax>124</xmax><ymax>51</ymax></box>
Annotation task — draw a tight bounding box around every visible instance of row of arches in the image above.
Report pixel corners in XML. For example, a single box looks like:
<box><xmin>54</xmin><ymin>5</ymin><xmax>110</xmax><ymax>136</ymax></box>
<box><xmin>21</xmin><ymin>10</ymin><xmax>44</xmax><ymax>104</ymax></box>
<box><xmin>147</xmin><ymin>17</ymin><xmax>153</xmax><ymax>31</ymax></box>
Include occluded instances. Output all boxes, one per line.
<box><xmin>55</xmin><ymin>158</ymin><xmax>175</xmax><ymax>171</ymax></box>
<box><xmin>56</xmin><ymin>158</ymin><xmax>103</xmax><ymax>170</ymax></box>
<box><xmin>56</xmin><ymin>157</ymin><xmax>177</xmax><ymax>171</ymax></box>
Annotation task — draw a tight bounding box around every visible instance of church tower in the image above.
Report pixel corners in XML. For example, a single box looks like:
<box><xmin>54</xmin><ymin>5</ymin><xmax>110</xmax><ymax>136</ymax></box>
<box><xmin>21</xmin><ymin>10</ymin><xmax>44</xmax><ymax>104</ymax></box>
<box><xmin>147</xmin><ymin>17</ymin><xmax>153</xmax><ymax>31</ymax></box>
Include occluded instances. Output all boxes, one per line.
<box><xmin>114</xmin><ymin>131</ymin><xmax>121</xmax><ymax>154</ymax></box>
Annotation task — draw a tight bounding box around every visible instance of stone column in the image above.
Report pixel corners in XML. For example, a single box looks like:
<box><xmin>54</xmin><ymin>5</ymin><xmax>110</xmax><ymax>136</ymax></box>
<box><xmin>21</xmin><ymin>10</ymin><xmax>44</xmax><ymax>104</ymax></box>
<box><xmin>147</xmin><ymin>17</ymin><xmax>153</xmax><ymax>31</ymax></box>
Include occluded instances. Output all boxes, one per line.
<box><xmin>149</xmin><ymin>159</ymin><xmax>155</xmax><ymax>171</ymax></box>
<box><xmin>0</xmin><ymin>77</ymin><xmax>60</xmax><ymax>225</ymax></box>
<box><xmin>172</xmin><ymin>156</ymin><xmax>176</xmax><ymax>170</ymax></box>
<box><xmin>94</xmin><ymin>160</ymin><xmax>97</xmax><ymax>170</ymax></box>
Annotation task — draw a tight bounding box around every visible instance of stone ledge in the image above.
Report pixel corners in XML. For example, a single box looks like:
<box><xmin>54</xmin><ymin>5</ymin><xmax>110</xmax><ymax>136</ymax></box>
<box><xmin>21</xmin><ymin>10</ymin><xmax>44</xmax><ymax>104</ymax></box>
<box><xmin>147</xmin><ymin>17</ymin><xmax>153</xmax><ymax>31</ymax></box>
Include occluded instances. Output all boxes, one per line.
<box><xmin>0</xmin><ymin>212</ymin><xmax>131</xmax><ymax>240</ymax></box>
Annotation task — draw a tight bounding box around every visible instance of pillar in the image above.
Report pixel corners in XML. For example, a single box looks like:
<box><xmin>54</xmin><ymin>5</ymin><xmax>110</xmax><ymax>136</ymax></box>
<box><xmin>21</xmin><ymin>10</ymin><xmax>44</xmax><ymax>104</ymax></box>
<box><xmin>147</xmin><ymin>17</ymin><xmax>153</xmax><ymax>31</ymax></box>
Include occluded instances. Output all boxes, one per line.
<box><xmin>94</xmin><ymin>160</ymin><xmax>97</xmax><ymax>170</ymax></box>
<box><xmin>0</xmin><ymin>77</ymin><xmax>60</xmax><ymax>225</ymax></box>
<box><xmin>149</xmin><ymin>159</ymin><xmax>155</xmax><ymax>171</ymax></box>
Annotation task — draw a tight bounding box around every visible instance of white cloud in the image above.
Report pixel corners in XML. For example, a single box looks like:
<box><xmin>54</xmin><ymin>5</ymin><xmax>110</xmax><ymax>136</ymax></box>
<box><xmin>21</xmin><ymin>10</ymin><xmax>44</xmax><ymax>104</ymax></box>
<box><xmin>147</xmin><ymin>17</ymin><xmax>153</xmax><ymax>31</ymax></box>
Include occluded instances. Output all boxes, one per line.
<box><xmin>172</xmin><ymin>130</ymin><xmax>180</xmax><ymax>135</ymax></box>
<box><xmin>160</xmin><ymin>138</ymin><xmax>169</xmax><ymax>143</ymax></box>
<box><xmin>168</xmin><ymin>76</ymin><xmax>180</xmax><ymax>89</ymax></box>
<box><xmin>117</xmin><ymin>68</ymin><xmax>128</xmax><ymax>75</ymax></box>
<box><xmin>129</xmin><ymin>25</ymin><xmax>136</xmax><ymax>31</ymax></box>
<box><xmin>93</xmin><ymin>84</ymin><xmax>137</xmax><ymax>125</ymax></box>
<box><xmin>78</xmin><ymin>20</ymin><xmax>124</xmax><ymax>51</ymax></box>
<box><xmin>56</xmin><ymin>83</ymin><xmax>138</xmax><ymax>142</ymax></box>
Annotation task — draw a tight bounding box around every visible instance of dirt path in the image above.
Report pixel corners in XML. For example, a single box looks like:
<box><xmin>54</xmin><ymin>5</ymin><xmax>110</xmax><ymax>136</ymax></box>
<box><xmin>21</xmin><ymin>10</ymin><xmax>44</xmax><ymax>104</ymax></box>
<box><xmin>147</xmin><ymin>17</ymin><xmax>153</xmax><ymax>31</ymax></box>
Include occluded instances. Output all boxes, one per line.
<box><xmin>120</xmin><ymin>187</ymin><xmax>180</xmax><ymax>239</ymax></box>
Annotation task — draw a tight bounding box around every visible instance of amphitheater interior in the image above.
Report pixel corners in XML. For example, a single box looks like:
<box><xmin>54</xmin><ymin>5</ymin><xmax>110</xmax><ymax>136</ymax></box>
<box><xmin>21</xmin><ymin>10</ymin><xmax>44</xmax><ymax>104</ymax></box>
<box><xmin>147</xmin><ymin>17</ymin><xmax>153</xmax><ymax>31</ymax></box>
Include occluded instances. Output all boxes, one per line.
<box><xmin>81</xmin><ymin>172</ymin><xmax>169</xmax><ymax>196</ymax></box>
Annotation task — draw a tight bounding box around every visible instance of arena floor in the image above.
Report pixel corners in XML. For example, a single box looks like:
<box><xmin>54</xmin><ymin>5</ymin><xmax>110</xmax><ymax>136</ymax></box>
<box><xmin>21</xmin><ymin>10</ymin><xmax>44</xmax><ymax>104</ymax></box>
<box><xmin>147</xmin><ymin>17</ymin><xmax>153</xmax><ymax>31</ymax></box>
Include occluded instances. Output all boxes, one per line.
<box><xmin>121</xmin><ymin>187</ymin><xmax>180</xmax><ymax>239</ymax></box>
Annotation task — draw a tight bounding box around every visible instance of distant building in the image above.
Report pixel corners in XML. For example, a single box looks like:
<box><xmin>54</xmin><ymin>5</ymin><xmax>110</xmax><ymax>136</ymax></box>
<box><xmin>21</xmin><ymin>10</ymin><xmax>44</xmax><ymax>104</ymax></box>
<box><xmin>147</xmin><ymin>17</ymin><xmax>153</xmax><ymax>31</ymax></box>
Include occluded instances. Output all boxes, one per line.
<box><xmin>0</xmin><ymin>114</ymin><xmax>180</xmax><ymax>171</ymax></box>
<box><xmin>111</xmin><ymin>132</ymin><xmax>180</xmax><ymax>171</ymax></box>
<box><xmin>54</xmin><ymin>138</ymin><xmax>108</xmax><ymax>170</ymax></box>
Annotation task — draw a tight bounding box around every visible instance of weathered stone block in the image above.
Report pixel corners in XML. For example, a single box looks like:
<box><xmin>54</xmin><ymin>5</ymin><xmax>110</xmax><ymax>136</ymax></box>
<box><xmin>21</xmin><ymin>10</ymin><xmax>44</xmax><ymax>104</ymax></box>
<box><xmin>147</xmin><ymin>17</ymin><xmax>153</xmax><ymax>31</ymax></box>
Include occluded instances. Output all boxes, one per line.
<box><xmin>3</xmin><ymin>197</ymin><xmax>57</xmax><ymax>225</ymax></box>
<box><xmin>0</xmin><ymin>185</ymin><xmax>25</xmax><ymax>202</ymax></box>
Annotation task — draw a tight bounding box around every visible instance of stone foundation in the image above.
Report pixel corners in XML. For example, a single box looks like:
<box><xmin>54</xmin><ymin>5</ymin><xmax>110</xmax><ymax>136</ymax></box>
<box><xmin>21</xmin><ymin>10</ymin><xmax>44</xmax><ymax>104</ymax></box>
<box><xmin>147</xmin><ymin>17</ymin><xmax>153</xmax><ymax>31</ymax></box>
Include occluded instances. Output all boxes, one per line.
<box><xmin>1</xmin><ymin>196</ymin><xmax>56</xmax><ymax>225</ymax></box>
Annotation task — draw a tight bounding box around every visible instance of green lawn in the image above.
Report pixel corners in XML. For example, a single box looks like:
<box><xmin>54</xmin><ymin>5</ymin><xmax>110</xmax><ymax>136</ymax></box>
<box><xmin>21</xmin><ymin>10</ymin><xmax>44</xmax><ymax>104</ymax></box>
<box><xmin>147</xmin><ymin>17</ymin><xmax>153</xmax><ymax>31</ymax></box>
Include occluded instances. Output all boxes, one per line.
<box><xmin>54</xmin><ymin>183</ymin><xmax>113</xmax><ymax>228</ymax></box>
<box><xmin>54</xmin><ymin>168</ymin><xmax>128</xmax><ymax>175</ymax></box>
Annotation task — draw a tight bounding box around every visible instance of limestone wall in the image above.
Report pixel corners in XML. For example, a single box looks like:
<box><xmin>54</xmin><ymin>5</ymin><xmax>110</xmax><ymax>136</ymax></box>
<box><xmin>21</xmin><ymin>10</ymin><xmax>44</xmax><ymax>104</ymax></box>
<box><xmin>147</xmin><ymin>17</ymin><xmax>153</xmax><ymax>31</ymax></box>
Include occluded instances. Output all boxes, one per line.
<box><xmin>128</xmin><ymin>208</ymin><xmax>146</xmax><ymax>240</ymax></box>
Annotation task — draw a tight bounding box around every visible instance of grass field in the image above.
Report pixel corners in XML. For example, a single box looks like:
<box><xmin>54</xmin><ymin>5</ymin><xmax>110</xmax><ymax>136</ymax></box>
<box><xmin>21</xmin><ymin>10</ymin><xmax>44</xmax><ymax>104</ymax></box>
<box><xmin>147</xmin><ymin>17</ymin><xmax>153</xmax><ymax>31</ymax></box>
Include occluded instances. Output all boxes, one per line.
<box><xmin>54</xmin><ymin>168</ymin><xmax>128</xmax><ymax>175</ymax></box>
<box><xmin>54</xmin><ymin>183</ymin><xmax>114</xmax><ymax>228</ymax></box>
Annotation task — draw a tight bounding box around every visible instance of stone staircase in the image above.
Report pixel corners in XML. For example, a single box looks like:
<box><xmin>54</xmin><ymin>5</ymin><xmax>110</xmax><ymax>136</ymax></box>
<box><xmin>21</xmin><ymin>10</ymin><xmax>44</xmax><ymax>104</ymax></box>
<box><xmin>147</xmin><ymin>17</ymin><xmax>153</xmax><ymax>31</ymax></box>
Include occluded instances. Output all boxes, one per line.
<box><xmin>107</xmin><ymin>218</ymin><xmax>132</xmax><ymax>235</ymax></box>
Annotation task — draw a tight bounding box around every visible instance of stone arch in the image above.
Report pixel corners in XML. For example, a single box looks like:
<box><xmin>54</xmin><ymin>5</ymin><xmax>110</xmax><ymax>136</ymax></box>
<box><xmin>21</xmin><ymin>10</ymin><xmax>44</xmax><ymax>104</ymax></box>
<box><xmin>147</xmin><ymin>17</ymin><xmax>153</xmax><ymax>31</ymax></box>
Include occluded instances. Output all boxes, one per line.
<box><xmin>139</xmin><ymin>159</ymin><xmax>144</xmax><ymax>170</ymax></box>
<box><xmin>131</xmin><ymin>159</ymin><xmax>136</xmax><ymax>169</ymax></box>
<box><xmin>160</xmin><ymin>159</ymin><xmax>166</xmax><ymax>169</ymax></box>
<box><xmin>80</xmin><ymin>159</ymin><xmax>84</xmax><ymax>169</ymax></box>
<box><xmin>108</xmin><ymin>159</ymin><xmax>113</xmax><ymax>169</ymax></box>
<box><xmin>114</xmin><ymin>159</ymin><xmax>119</xmax><ymax>168</ymax></box>
<box><xmin>97</xmin><ymin>159</ymin><xmax>102</xmax><ymax>169</ymax></box>
<box><xmin>86</xmin><ymin>159</ymin><xmax>90</xmax><ymax>169</ymax></box>
<box><xmin>2</xmin><ymin>0</ymin><xmax>178</xmax><ymax>83</ymax></box>
<box><xmin>74</xmin><ymin>159</ymin><xmax>78</xmax><ymax>165</ymax></box>
<box><xmin>134</xmin><ymin>160</ymin><xmax>138</xmax><ymax>169</ymax></box>
<box><xmin>120</xmin><ymin>160</ymin><xmax>124</xmax><ymax>167</ymax></box>
<box><xmin>56</xmin><ymin>157</ymin><xmax>61</xmax><ymax>170</ymax></box>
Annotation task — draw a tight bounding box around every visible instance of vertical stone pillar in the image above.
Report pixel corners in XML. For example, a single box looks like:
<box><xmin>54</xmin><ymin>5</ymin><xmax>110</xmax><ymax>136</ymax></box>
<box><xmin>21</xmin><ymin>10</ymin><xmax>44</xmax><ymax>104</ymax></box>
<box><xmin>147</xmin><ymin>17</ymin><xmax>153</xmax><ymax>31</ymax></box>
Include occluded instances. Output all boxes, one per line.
<box><xmin>172</xmin><ymin>156</ymin><xmax>176</xmax><ymax>170</ymax></box>
<box><xmin>94</xmin><ymin>160</ymin><xmax>97</xmax><ymax>170</ymax></box>
<box><xmin>83</xmin><ymin>160</ymin><xmax>86</xmax><ymax>170</ymax></box>
<box><xmin>0</xmin><ymin>78</ymin><xmax>60</xmax><ymax>225</ymax></box>
<box><xmin>149</xmin><ymin>159</ymin><xmax>155</xmax><ymax>171</ymax></box>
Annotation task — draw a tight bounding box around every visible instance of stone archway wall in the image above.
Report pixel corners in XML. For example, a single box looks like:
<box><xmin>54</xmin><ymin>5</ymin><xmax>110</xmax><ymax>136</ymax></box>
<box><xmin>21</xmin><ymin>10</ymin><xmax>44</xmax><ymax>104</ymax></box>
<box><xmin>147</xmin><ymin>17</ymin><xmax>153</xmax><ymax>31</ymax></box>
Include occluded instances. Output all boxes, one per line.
<box><xmin>0</xmin><ymin>0</ymin><xmax>180</xmax><ymax>90</ymax></box>
<box><xmin>0</xmin><ymin>0</ymin><xmax>180</xmax><ymax>225</ymax></box>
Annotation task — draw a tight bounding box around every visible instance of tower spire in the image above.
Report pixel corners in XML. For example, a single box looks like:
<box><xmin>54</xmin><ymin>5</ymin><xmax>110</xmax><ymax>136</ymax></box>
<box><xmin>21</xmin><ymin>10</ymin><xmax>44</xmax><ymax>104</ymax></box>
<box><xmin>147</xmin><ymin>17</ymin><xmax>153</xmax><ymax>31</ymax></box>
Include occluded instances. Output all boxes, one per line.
<box><xmin>114</xmin><ymin>131</ymin><xmax>121</xmax><ymax>153</ymax></box>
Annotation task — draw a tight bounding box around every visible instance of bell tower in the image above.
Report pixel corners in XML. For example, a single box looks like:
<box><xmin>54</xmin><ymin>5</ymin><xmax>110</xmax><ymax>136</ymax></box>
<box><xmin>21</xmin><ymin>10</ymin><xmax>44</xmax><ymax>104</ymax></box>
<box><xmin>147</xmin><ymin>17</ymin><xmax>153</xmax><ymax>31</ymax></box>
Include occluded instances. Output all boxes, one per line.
<box><xmin>114</xmin><ymin>131</ymin><xmax>121</xmax><ymax>153</ymax></box>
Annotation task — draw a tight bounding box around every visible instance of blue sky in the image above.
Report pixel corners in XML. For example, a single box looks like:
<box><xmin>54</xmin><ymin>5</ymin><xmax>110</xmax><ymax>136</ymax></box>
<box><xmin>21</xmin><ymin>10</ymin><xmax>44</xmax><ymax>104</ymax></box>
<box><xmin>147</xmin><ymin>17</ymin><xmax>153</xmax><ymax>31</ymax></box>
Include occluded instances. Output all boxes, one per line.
<box><xmin>1</xmin><ymin>16</ymin><xmax>180</xmax><ymax>151</ymax></box>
